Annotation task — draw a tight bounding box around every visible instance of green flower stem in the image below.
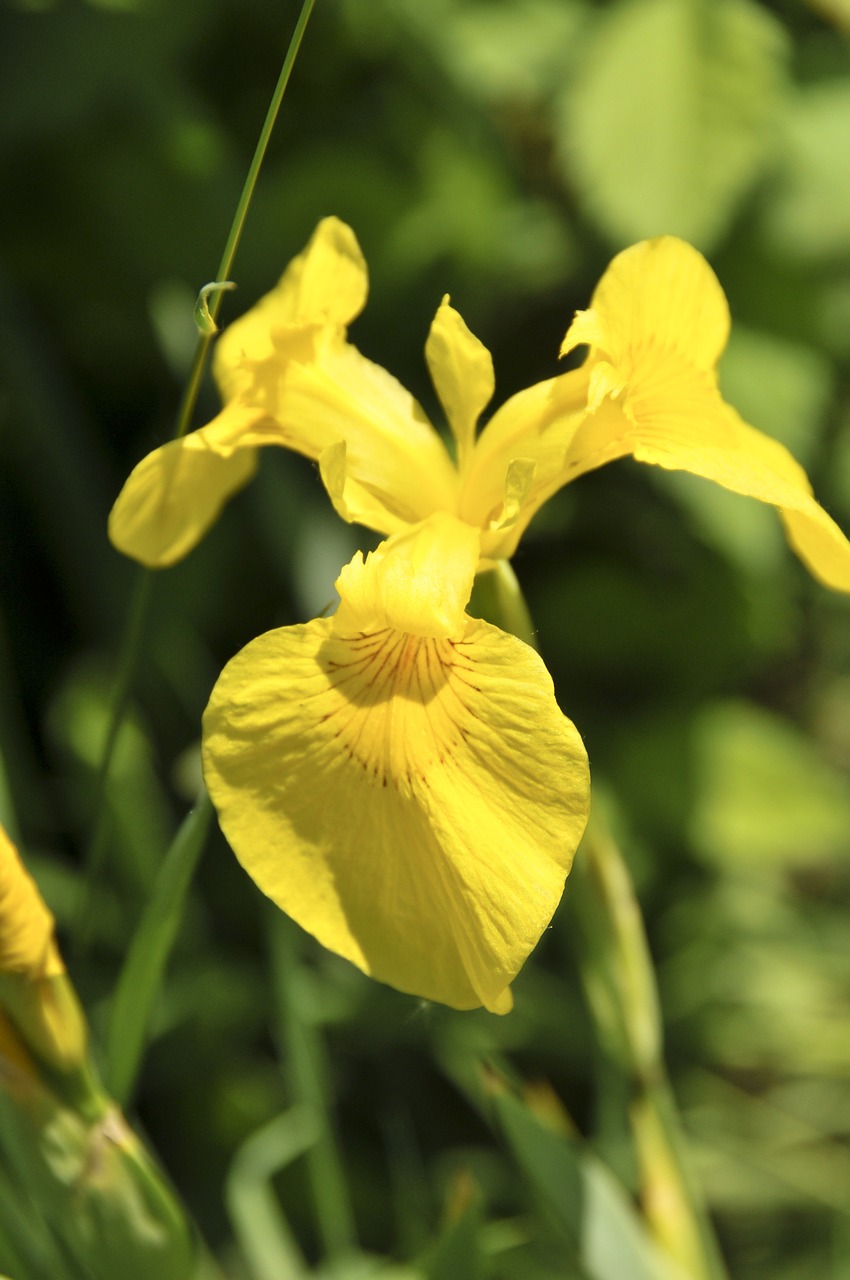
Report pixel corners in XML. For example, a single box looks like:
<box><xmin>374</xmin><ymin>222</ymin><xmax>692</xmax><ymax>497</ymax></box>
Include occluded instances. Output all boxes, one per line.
<box><xmin>469</xmin><ymin>560</ymin><xmax>537</xmax><ymax>649</ymax></box>
<box><xmin>76</xmin><ymin>566</ymin><xmax>154</xmax><ymax>949</ymax></box>
<box><xmin>481</xmin><ymin>571</ymin><xmax>727</xmax><ymax>1280</ymax></box>
<box><xmin>175</xmin><ymin>0</ymin><xmax>317</xmax><ymax>440</ymax></box>
<box><xmin>567</xmin><ymin>813</ymin><xmax>729</xmax><ymax>1280</ymax></box>
<box><xmin>78</xmin><ymin>0</ymin><xmax>318</xmax><ymax>944</ymax></box>
<box><xmin>268</xmin><ymin>914</ymin><xmax>357</xmax><ymax>1262</ymax></box>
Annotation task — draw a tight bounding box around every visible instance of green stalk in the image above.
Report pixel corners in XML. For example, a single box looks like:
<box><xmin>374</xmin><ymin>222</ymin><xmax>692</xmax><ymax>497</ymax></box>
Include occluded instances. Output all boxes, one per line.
<box><xmin>77</xmin><ymin>0</ymin><xmax>318</xmax><ymax>945</ymax></box>
<box><xmin>267</xmin><ymin>915</ymin><xmax>357</xmax><ymax>1261</ymax></box>
<box><xmin>174</xmin><ymin>0</ymin><xmax>318</xmax><ymax>439</ymax></box>
<box><xmin>104</xmin><ymin>793</ymin><xmax>214</xmax><ymax>1107</ymax></box>
<box><xmin>567</xmin><ymin>813</ymin><xmax>729</xmax><ymax>1280</ymax></box>
<box><xmin>480</xmin><ymin>568</ymin><xmax>727</xmax><ymax>1280</ymax></box>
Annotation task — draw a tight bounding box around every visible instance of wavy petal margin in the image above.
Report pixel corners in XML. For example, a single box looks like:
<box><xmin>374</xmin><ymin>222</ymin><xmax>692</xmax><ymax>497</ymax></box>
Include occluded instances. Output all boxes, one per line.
<box><xmin>214</xmin><ymin>216</ymin><xmax>368</xmax><ymax>403</ymax></box>
<box><xmin>203</xmin><ymin>517</ymin><xmax>589</xmax><ymax>1011</ymax></box>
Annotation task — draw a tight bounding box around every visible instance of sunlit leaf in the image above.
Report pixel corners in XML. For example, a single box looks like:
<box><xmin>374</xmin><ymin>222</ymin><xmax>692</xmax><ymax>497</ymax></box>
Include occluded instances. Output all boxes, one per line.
<box><xmin>764</xmin><ymin>81</ymin><xmax>850</xmax><ymax>262</ymax></box>
<box><xmin>560</xmin><ymin>0</ymin><xmax>789</xmax><ymax>248</ymax></box>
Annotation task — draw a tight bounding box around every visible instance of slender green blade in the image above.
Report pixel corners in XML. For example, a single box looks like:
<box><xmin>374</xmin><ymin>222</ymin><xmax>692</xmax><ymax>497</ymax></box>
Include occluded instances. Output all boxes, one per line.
<box><xmin>104</xmin><ymin>792</ymin><xmax>213</xmax><ymax>1106</ymax></box>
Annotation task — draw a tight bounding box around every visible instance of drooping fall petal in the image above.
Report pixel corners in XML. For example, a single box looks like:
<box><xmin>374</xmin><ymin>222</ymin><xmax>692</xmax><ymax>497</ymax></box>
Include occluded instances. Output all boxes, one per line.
<box><xmin>108</xmin><ymin>404</ymin><xmax>267</xmax><ymax>568</ymax></box>
<box><xmin>558</xmin><ymin>236</ymin><xmax>850</xmax><ymax>593</ymax></box>
<box><xmin>202</xmin><ymin>515</ymin><xmax>589</xmax><ymax>1012</ymax></box>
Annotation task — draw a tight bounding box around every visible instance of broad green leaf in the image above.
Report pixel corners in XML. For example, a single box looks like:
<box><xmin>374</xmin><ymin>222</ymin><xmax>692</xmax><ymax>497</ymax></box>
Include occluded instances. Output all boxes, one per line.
<box><xmin>492</xmin><ymin>1091</ymin><xmax>690</xmax><ymax>1280</ymax></box>
<box><xmin>225</xmin><ymin>1108</ymin><xmax>319</xmax><ymax>1280</ymax></box>
<box><xmin>765</xmin><ymin>82</ymin><xmax>850</xmax><ymax>262</ymax></box>
<box><xmin>421</xmin><ymin>1192</ymin><xmax>484</xmax><ymax>1280</ymax></box>
<box><xmin>104</xmin><ymin>793</ymin><xmax>213</xmax><ymax>1106</ymax></box>
<box><xmin>690</xmin><ymin>700</ymin><xmax>850</xmax><ymax>869</ymax></box>
<box><xmin>560</xmin><ymin>0</ymin><xmax>789</xmax><ymax>249</ymax></box>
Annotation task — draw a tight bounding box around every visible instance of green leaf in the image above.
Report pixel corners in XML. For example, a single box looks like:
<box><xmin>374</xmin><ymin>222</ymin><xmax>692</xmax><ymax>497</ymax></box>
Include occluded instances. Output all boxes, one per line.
<box><xmin>560</xmin><ymin>0</ymin><xmax>790</xmax><ymax>249</ymax></box>
<box><xmin>690</xmin><ymin>700</ymin><xmax>850</xmax><ymax>869</ymax></box>
<box><xmin>492</xmin><ymin>1091</ymin><xmax>689</xmax><ymax>1280</ymax></box>
<box><xmin>764</xmin><ymin>81</ymin><xmax>850</xmax><ymax>262</ymax></box>
<box><xmin>421</xmin><ymin>1195</ymin><xmax>484</xmax><ymax>1280</ymax></box>
<box><xmin>104</xmin><ymin>793</ymin><xmax>213</xmax><ymax>1106</ymax></box>
<box><xmin>225</xmin><ymin>1108</ymin><xmax>319</xmax><ymax>1280</ymax></box>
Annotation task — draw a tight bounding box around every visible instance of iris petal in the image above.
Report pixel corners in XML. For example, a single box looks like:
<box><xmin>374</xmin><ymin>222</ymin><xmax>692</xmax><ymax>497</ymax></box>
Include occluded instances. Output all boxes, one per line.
<box><xmin>108</xmin><ymin>403</ymin><xmax>269</xmax><ymax>568</ymax></box>
<box><xmin>558</xmin><ymin>237</ymin><xmax>850</xmax><ymax>592</ymax></box>
<box><xmin>214</xmin><ymin>216</ymin><xmax>368</xmax><ymax>403</ymax></box>
<box><xmin>280</xmin><ymin>333</ymin><xmax>458</xmax><ymax>535</ymax></box>
<box><xmin>202</xmin><ymin>615</ymin><xmax>588</xmax><ymax>1012</ymax></box>
<box><xmin>0</xmin><ymin>825</ymin><xmax>63</xmax><ymax>980</ymax></box>
<box><xmin>202</xmin><ymin>516</ymin><xmax>589</xmax><ymax>1011</ymax></box>
<box><xmin>425</xmin><ymin>297</ymin><xmax>495</xmax><ymax>467</ymax></box>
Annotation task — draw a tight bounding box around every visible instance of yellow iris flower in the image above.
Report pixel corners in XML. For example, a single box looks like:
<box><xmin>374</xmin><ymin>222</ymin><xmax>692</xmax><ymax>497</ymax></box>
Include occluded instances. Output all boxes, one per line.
<box><xmin>0</xmin><ymin>824</ymin><xmax>63</xmax><ymax>982</ymax></box>
<box><xmin>109</xmin><ymin>216</ymin><xmax>850</xmax><ymax>592</ymax></box>
<box><xmin>202</xmin><ymin>513</ymin><xmax>590</xmax><ymax>1012</ymax></box>
<box><xmin>0</xmin><ymin>824</ymin><xmax>88</xmax><ymax>1077</ymax></box>
<box><xmin>111</xmin><ymin>218</ymin><xmax>850</xmax><ymax>1012</ymax></box>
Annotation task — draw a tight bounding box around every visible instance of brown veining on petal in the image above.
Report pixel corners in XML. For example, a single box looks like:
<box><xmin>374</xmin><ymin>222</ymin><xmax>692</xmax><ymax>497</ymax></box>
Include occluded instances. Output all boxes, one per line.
<box><xmin>315</xmin><ymin>630</ymin><xmax>478</xmax><ymax>792</ymax></box>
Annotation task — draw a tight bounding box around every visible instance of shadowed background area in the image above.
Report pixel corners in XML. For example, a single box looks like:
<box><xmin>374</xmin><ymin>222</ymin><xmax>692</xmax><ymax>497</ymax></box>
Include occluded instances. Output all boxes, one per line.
<box><xmin>1</xmin><ymin>1</ymin><xmax>850</xmax><ymax>1277</ymax></box>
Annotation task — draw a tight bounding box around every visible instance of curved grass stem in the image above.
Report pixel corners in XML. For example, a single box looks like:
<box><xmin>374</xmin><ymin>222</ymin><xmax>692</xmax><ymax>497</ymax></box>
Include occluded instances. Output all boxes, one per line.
<box><xmin>77</xmin><ymin>0</ymin><xmax>318</xmax><ymax>948</ymax></box>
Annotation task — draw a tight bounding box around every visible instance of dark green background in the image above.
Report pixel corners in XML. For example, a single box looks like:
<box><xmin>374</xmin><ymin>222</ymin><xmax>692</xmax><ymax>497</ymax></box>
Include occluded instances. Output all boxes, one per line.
<box><xmin>2</xmin><ymin>1</ymin><xmax>850</xmax><ymax>1276</ymax></box>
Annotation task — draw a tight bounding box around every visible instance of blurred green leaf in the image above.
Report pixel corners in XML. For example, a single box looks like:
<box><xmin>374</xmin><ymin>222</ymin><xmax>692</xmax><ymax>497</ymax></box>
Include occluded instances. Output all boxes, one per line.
<box><xmin>690</xmin><ymin>700</ymin><xmax>850</xmax><ymax>869</ymax></box>
<box><xmin>104</xmin><ymin>793</ymin><xmax>213</xmax><ymax>1106</ymax></box>
<box><xmin>420</xmin><ymin>1183</ymin><xmax>484</xmax><ymax>1280</ymax></box>
<box><xmin>379</xmin><ymin>0</ymin><xmax>588</xmax><ymax>104</ymax></box>
<box><xmin>225</xmin><ymin>1107</ymin><xmax>319</xmax><ymax>1280</ymax></box>
<box><xmin>764</xmin><ymin>80</ymin><xmax>850</xmax><ymax>262</ymax></box>
<box><xmin>47</xmin><ymin>661</ymin><xmax>174</xmax><ymax>899</ymax></box>
<box><xmin>492</xmin><ymin>1090</ymin><xmax>689</xmax><ymax>1280</ymax></box>
<box><xmin>560</xmin><ymin>0</ymin><xmax>789</xmax><ymax>249</ymax></box>
<box><xmin>720</xmin><ymin>327</ymin><xmax>833</xmax><ymax>466</ymax></box>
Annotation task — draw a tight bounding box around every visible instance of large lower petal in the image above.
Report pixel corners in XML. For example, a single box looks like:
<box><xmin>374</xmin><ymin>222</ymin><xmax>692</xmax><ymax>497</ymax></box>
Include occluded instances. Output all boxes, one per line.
<box><xmin>202</xmin><ymin>617</ymin><xmax>589</xmax><ymax>1012</ymax></box>
<box><xmin>108</xmin><ymin>403</ymin><xmax>275</xmax><ymax>568</ymax></box>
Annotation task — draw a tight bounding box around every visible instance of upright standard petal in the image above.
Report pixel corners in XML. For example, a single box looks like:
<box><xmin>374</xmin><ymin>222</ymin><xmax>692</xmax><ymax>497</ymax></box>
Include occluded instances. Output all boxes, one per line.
<box><xmin>214</xmin><ymin>216</ymin><xmax>368</xmax><ymax>404</ymax></box>
<box><xmin>203</xmin><ymin>516</ymin><xmax>590</xmax><ymax>1012</ymax></box>
<box><xmin>111</xmin><ymin>219</ymin><xmax>373</xmax><ymax>569</ymax></box>
<box><xmin>425</xmin><ymin>298</ymin><xmax>495</xmax><ymax>468</ymax></box>
<box><xmin>559</xmin><ymin>237</ymin><xmax>850</xmax><ymax>593</ymax></box>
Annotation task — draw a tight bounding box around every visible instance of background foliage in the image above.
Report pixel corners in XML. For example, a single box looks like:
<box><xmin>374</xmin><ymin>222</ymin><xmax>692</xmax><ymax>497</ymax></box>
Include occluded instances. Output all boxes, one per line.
<box><xmin>2</xmin><ymin>0</ymin><xmax>850</xmax><ymax>1277</ymax></box>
